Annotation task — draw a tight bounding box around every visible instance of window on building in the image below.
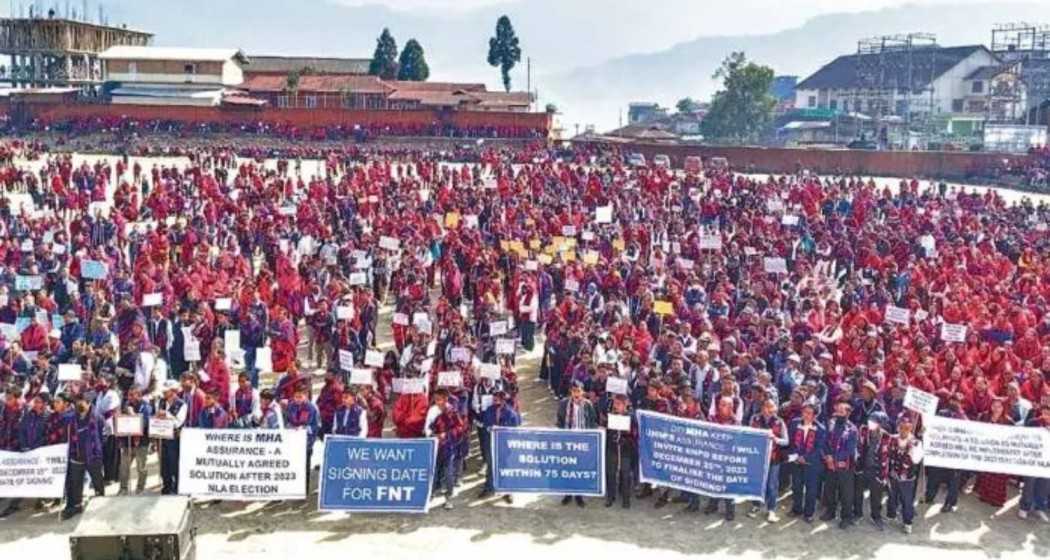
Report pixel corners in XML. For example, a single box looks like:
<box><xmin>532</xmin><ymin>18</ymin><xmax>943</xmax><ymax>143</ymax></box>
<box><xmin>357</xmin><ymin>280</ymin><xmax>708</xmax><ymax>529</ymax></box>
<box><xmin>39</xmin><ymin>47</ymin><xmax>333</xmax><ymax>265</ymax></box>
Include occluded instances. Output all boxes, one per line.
<box><xmin>971</xmin><ymin>80</ymin><xmax>984</xmax><ymax>94</ymax></box>
<box><xmin>184</xmin><ymin>63</ymin><xmax>196</xmax><ymax>75</ymax></box>
<box><xmin>951</xmin><ymin>99</ymin><xmax>965</xmax><ymax>112</ymax></box>
<box><xmin>895</xmin><ymin>100</ymin><xmax>907</xmax><ymax>116</ymax></box>
<box><xmin>829</xmin><ymin>99</ymin><xmax>838</xmax><ymax>110</ymax></box>
<box><xmin>841</xmin><ymin>100</ymin><xmax>849</xmax><ymax>113</ymax></box>
<box><xmin>304</xmin><ymin>95</ymin><xmax>318</xmax><ymax>109</ymax></box>
<box><xmin>277</xmin><ymin>95</ymin><xmax>290</xmax><ymax>109</ymax></box>
<box><xmin>807</xmin><ymin>96</ymin><xmax>816</xmax><ymax>108</ymax></box>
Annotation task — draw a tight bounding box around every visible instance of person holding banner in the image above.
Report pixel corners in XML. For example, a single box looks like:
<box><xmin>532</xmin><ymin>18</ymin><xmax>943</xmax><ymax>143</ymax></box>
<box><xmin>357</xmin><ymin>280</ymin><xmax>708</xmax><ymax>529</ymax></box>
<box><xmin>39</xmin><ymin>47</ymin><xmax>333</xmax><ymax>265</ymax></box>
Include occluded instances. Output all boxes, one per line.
<box><xmin>426</xmin><ymin>388</ymin><xmax>466</xmax><ymax>510</ymax></box>
<box><xmin>886</xmin><ymin>415</ymin><xmax>923</xmax><ymax>534</ymax></box>
<box><xmin>974</xmin><ymin>399</ymin><xmax>1014</xmax><ymax>508</ymax></box>
<box><xmin>61</xmin><ymin>394</ymin><xmax>105</xmax><ymax>520</ymax></box>
<box><xmin>117</xmin><ymin>387</ymin><xmax>152</xmax><ymax>495</ymax></box>
<box><xmin>0</xmin><ymin>393</ymin><xmax>48</xmax><ymax>517</ymax></box>
<box><xmin>923</xmin><ymin>395</ymin><xmax>966</xmax><ymax>514</ymax></box>
<box><xmin>155</xmin><ymin>380</ymin><xmax>188</xmax><ymax>495</ymax></box>
<box><xmin>1018</xmin><ymin>404</ymin><xmax>1050</xmax><ymax>521</ymax></box>
<box><xmin>749</xmin><ymin>398</ymin><xmax>788</xmax><ymax>522</ymax></box>
<box><xmin>555</xmin><ymin>381</ymin><xmax>599</xmax><ymax>501</ymax></box>
<box><xmin>285</xmin><ymin>383</ymin><xmax>321</xmax><ymax>493</ymax></box>
<box><xmin>702</xmin><ymin>396</ymin><xmax>742</xmax><ymax>521</ymax></box>
<box><xmin>477</xmin><ymin>388</ymin><xmax>520</xmax><ymax>503</ymax></box>
<box><xmin>788</xmin><ymin>403</ymin><xmax>826</xmax><ymax>522</ymax></box>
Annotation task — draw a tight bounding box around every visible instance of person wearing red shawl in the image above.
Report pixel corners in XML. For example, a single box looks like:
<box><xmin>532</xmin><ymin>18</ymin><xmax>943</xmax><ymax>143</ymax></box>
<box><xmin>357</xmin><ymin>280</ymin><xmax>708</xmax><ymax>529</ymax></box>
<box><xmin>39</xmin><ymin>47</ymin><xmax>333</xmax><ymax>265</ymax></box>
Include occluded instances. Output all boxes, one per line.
<box><xmin>359</xmin><ymin>384</ymin><xmax>386</xmax><ymax>438</ymax></box>
<box><xmin>19</xmin><ymin>315</ymin><xmax>48</xmax><ymax>352</ymax></box>
<box><xmin>200</xmin><ymin>343</ymin><xmax>231</xmax><ymax>410</ymax></box>
<box><xmin>316</xmin><ymin>370</ymin><xmax>345</xmax><ymax>437</ymax></box>
<box><xmin>1021</xmin><ymin>370</ymin><xmax>1050</xmax><ymax>403</ymax></box>
<box><xmin>974</xmin><ymin>398</ymin><xmax>1014</xmax><ymax>507</ymax></box>
<box><xmin>269</xmin><ymin>306</ymin><xmax>298</xmax><ymax>374</ymax></box>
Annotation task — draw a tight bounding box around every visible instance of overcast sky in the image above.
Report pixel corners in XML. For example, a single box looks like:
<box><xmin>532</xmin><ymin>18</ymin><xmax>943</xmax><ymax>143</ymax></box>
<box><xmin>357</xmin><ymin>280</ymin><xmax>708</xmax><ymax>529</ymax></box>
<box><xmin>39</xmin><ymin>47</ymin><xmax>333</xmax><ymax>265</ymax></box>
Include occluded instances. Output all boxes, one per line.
<box><xmin>331</xmin><ymin>0</ymin><xmax>994</xmax><ymax>34</ymax></box>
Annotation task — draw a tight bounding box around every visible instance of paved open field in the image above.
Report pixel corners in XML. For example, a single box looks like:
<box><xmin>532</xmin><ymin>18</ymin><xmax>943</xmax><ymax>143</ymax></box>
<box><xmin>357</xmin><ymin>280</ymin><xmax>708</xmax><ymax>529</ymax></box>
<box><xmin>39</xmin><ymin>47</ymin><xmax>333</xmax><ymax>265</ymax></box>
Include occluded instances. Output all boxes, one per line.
<box><xmin>0</xmin><ymin>154</ymin><xmax>1047</xmax><ymax>559</ymax></box>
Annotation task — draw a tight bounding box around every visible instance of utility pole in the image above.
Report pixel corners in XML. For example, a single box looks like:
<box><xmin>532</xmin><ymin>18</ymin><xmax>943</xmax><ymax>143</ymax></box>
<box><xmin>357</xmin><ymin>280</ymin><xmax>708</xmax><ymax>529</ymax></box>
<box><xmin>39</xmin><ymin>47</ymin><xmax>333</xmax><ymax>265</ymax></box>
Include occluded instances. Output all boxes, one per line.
<box><xmin>526</xmin><ymin>57</ymin><xmax>532</xmax><ymax>109</ymax></box>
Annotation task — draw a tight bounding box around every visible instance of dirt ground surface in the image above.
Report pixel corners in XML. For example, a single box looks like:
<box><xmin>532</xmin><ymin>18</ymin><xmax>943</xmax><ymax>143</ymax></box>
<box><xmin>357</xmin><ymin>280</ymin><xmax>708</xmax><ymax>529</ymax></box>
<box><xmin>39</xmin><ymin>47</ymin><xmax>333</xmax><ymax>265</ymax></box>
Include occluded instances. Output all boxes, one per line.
<box><xmin>0</xmin><ymin>154</ymin><xmax>1048</xmax><ymax>559</ymax></box>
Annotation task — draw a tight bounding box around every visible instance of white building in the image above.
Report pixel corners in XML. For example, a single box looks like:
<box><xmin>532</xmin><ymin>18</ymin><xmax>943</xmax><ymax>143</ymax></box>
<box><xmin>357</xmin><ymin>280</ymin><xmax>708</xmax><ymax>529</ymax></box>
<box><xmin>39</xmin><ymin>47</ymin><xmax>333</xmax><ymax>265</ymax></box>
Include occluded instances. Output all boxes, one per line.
<box><xmin>795</xmin><ymin>45</ymin><xmax>999</xmax><ymax>118</ymax></box>
<box><xmin>99</xmin><ymin>46</ymin><xmax>248</xmax><ymax>106</ymax></box>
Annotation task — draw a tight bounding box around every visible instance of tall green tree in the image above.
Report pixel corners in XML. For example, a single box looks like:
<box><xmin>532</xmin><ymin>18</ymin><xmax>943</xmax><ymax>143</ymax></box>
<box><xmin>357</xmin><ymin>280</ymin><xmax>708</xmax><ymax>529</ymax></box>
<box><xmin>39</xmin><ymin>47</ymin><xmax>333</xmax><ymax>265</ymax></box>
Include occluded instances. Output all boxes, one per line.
<box><xmin>676</xmin><ymin>97</ymin><xmax>701</xmax><ymax>114</ymax></box>
<box><xmin>487</xmin><ymin>15</ymin><xmax>522</xmax><ymax>92</ymax></box>
<box><xmin>700</xmin><ymin>52</ymin><xmax>777</xmax><ymax>143</ymax></box>
<box><xmin>368</xmin><ymin>28</ymin><xmax>400</xmax><ymax>80</ymax></box>
<box><xmin>285</xmin><ymin>70</ymin><xmax>301</xmax><ymax>92</ymax></box>
<box><xmin>397</xmin><ymin>39</ymin><xmax>430</xmax><ymax>82</ymax></box>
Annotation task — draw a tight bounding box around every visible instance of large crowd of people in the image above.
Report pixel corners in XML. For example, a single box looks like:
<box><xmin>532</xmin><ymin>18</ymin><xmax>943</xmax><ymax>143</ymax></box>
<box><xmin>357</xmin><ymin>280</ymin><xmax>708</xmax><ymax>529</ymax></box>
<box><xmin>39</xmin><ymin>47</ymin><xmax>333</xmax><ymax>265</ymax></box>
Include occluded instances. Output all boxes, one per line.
<box><xmin>0</xmin><ymin>137</ymin><xmax>1047</xmax><ymax>537</ymax></box>
<box><xmin>12</xmin><ymin>116</ymin><xmax>548</xmax><ymax>144</ymax></box>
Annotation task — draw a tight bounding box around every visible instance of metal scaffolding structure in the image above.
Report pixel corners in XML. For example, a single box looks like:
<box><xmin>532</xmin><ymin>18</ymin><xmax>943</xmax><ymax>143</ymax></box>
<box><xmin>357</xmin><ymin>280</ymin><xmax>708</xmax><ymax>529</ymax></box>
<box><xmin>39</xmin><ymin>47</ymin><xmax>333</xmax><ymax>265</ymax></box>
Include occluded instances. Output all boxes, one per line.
<box><xmin>991</xmin><ymin>22</ymin><xmax>1050</xmax><ymax>61</ymax></box>
<box><xmin>990</xmin><ymin>23</ymin><xmax>1050</xmax><ymax>125</ymax></box>
<box><xmin>852</xmin><ymin>33</ymin><xmax>939</xmax><ymax>145</ymax></box>
<box><xmin>0</xmin><ymin>14</ymin><xmax>152</xmax><ymax>89</ymax></box>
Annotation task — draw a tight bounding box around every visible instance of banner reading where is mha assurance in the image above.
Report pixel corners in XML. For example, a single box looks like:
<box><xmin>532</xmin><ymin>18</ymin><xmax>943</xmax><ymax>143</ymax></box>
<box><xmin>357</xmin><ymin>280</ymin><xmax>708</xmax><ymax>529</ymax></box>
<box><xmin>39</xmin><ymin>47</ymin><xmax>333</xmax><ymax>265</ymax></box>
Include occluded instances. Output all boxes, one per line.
<box><xmin>0</xmin><ymin>444</ymin><xmax>67</xmax><ymax>498</ymax></box>
<box><xmin>924</xmin><ymin>415</ymin><xmax>1050</xmax><ymax>478</ymax></box>
<box><xmin>178</xmin><ymin>428</ymin><xmax>307</xmax><ymax>501</ymax></box>
<box><xmin>637</xmin><ymin>410</ymin><xmax>771</xmax><ymax>501</ymax></box>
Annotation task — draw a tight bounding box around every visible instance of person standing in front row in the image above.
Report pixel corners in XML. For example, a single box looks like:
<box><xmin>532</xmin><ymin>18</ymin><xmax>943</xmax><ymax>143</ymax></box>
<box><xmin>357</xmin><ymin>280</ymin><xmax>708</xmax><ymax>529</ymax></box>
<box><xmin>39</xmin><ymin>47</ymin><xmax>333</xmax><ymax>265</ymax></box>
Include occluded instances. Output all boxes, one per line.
<box><xmin>601</xmin><ymin>393</ymin><xmax>635</xmax><ymax>509</ymax></box>
<box><xmin>750</xmin><ymin>397</ymin><xmax>789</xmax><ymax>522</ymax></box>
<box><xmin>285</xmin><ymin>382</ymin><xmax>320</xmax><ymax>494</ymax></box>
<box><xmin>557</xmin><ymin>380</ymin><xmax>598</xmax><ymax>508</ymax></box>
<box><xmin>426</xmin><ymin>388</ymin><xmax>467</xmax><ymax>510</ymax></box>
<box><xmin>853</xmin><ymin>411</ymin><xmax>891</xmax><ymax>530</ymax></box>
<box><xmin>154</xmin><ymin>380</ymin><xmax>187</xmax><ymax>495</ymax></box>
<box><xmin>117</xmin><ymin>387</ymin><xmax>152</xmax><ymax>495</ymax></box>
<box><xmin>788</xmin><ymin>403</ymin><xmax>826</xmax><ymax>523</ymax></box>
<box><xmin>332</xmin><ymin>390</ymin><xmax>367</xmax><ymax>438</ymax></box>
<box><xmin>886</xmin><ymin>415</ymin><xmax>923</xmax><ymax>534</ymax></box>
<box><xmin>822</xmin><ymin>400</ymin><xmax>859</xmax><ymax>530</ymax></box>
<box><xmin>61</xmin><ymin>394</ymin><xmax>105</xmax><ymax>521</ymax></box>
<box><xmin>704</xmin><ymin>395</ymin><xmax>741</xmax><ymax>521</ymax></box>
<box><xmin>478</xmin><ymin>388</ymin><xmax>521</xmax><ymax>503</ymax></box>
<box><xmin>1019</xmin><ymin>403</ymin><xmax>1050</xmax><ymax>521</ymax></box>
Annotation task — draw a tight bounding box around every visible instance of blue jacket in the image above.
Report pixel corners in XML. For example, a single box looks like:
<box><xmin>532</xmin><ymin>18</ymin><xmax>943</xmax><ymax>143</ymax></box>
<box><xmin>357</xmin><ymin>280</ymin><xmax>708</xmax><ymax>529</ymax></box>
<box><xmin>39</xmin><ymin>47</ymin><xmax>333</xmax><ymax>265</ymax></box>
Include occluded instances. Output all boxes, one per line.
<box><xmin>824</xmin><ymin>417</ymin><xmax>859</xmax><ymax>469</ymax></box>
<box><xmin>69</xmin><ymin>410</ymin><xmax>104</xmax><ymax>465</ymax></box>
<box><xmin>18</xmin><ymin>408</ymin><xmax>48</xmax><ymax>451</ymax></box>
<box><xmin>787</xmin><ymin>418</ymin><xmax>826</xmax><ymax>466</ymax></box>
<box><xmin>60</xmin><ymin>321</ymin><xmax>86</xmax><ymax>350</ymax></box>
<box><xmin>481</xmin><ymin>403</ymin><xmax>521</xmax><ymax>429</ymax></box>
<box><xmin>285</xmin><ymin>400</ymin><xmax>320</xmax><ymax>446</ymax></box>
<box><xmin>332</xmin><ymin>404</ymin><xmax>365</xmax><ymax>437</ymax></box>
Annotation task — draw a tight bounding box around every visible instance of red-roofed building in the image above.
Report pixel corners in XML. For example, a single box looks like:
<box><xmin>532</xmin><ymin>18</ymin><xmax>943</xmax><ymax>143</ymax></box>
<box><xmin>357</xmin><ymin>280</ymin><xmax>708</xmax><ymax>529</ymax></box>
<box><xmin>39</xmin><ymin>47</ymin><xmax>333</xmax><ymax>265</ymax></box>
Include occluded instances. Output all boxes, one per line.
<box><xmin>240</xmin><ymin>73</ymin><xmax>532</xmax><ymax>112</ymax></box>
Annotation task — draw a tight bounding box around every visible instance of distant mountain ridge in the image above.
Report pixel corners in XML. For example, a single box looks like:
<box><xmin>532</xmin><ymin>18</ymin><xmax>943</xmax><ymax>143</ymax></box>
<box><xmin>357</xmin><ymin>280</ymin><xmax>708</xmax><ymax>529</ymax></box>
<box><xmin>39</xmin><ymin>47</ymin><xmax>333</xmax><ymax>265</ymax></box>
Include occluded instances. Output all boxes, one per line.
<box><xmin>542</xmin><ymin>2</ymin><xmax>1047</xmax><ymax>130</ymax></box>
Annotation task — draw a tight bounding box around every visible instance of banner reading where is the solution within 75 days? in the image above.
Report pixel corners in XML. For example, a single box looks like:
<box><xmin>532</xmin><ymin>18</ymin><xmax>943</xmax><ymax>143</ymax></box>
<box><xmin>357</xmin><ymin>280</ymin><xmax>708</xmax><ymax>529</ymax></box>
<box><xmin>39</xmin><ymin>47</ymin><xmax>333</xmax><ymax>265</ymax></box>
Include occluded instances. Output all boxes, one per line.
<box><xmin>491</xmin><ymin>427</ymin><xmax>605</xmax><ymax>496</ymax></box>
<box><xmin>637</xmin><ymin>410</ymin><xmax>771</xmax><ymax>501</ymax></box>
<box><xmin>0</xmin><ymin>444</ymin><xmax>67</xmax><ymax>498</ymax></box>
<box><xmin>319</xmin><ymin>437</ymin><xmax>437</xmax><ymax>513</ymax></box>
<box><xmin>178</xmin><ymin>428</ymin><xmax>307</xmax><ymax>501</ymax></box>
